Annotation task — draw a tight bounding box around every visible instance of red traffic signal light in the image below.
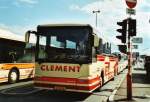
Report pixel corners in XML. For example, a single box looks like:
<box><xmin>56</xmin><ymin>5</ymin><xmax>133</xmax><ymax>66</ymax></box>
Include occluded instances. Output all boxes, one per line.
<box><xmin>116</xmin><ymin>19</ymin><xmax>127</xmax><ymax>43</ymax></box>
<box><xmin>128</xmin><ymin>18</ymin><xmax>136</xmax><ymax>36</ymax></box>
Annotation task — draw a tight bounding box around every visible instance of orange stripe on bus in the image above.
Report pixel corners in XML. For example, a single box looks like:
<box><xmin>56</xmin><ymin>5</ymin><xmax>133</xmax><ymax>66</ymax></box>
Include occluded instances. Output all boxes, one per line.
<box><xmin>0</xmin><ymin>77</ymin><xmax>7</xmax><ymax>80</ymax></box>
<box><xmin>2</xmin><ymin>63</ymin><xmax>34</xmax><ymax>70</ymax></box>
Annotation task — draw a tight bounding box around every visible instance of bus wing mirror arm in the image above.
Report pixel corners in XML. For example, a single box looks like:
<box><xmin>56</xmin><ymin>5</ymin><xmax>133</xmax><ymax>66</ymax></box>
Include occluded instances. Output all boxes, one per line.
<box><xmin>25</xmin><ymin>30</ymin><xmax>37</xmax><ymax>43</ymax></box>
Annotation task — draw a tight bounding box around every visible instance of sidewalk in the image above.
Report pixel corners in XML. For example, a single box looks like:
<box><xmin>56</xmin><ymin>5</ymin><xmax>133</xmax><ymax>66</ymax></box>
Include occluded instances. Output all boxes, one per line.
<box><xmin>113</xmin><ymin>68</ymin><xmax>150</xmax><ymax>102</ymax></box>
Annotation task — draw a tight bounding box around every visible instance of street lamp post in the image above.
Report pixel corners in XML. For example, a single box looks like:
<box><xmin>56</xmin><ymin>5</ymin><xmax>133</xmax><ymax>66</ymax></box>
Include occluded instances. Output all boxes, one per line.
<box><xmin>93</xmin><ymin>10</ymin><xmax>100</xmax><ymax>27</ymax></box>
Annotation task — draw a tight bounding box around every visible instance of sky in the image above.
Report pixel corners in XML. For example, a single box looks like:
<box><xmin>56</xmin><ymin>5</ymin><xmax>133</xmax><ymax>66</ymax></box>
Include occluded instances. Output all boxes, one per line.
<box><xmin>0</xmin><ymin>0</ymin><xmax>150</xmax><ymax>55</ymax></box>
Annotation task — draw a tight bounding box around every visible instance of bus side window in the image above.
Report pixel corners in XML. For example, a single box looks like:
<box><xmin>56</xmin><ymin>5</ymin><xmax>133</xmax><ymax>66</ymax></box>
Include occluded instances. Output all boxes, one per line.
<box><xmin>38</xmin><ymin>36</ymin><xmax>47</xmax><ymax>59</ymax></box>
<box><xmin>96</xmin><ymin>38</ymin><xmax>103</xmax><ymax>54</ymax></box>
<box><xmin>103</xmin><ymin>43</ymin><xmax>109</xmax><ymax>54</ymax></box>
<box><xmin>92</xmin><ymin>47</ymin><xmax>97</xmax><ymax>62</ymax></box>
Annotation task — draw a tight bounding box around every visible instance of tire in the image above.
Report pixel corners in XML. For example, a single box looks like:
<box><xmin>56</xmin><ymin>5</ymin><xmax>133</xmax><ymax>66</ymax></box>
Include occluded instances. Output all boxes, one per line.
<box><xmin>111</xmin><ymin>76</ymin><xmax>115</xmax><ymax>81</ymax></box>
<box><xmin>114</xmin><ymin>68</ymin><xmax>117</xmax><ymax>76</ymax></box>
<box><xmin>8</xmin><ymin>69</ymin><xmax>19</xmax><ymax>84</ymax></box>
<box><xmin>101</xmin><ymin>72</ymin><xmax>104</xmax><ymax>86</ymax></box>
<box><xmin>96</xmin><ymin>73</ymin><xmax>104</xmax><ymax>92</ymax></box>
<box><xmin>146</xmin><ymin>71</ymin><xmax>150</xmax><ymax>78</ymax></box>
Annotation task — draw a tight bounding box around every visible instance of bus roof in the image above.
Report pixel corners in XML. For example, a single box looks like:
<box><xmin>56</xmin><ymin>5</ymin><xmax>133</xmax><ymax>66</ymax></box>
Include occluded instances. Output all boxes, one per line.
<box><xmin>37</xmin><ymin>23</ymin><xmax>118</xmax><ymax>46</ymax></box>
<box><xmin>0</xmin><ymin>28</ymin><xmax>24</xmax><ymax>42</ymax></box>
<box><xmin>38</xmin><ymin>24</ymin><xmax>91</xmax><ymax>27</ymax></box>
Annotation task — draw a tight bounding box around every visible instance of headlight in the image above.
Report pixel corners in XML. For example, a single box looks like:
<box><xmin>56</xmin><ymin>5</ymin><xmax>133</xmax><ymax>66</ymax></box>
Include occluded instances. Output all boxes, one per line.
<box><xmin>0</xmin><ymin>64</ymin><xmax>4</xmax><ymax>70</ymax></box>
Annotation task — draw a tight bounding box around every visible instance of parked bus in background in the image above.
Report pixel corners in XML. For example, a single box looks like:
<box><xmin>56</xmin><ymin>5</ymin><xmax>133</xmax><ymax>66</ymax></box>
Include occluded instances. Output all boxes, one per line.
<box><xmin>0</xmin><ymin>28</ymin><xmax>35</xmax><ymax>83</ymax></box>
<box><xmin>25</xmin><ymin>24</ymin><xmax>119</xmax><ymax>92</ymax></box>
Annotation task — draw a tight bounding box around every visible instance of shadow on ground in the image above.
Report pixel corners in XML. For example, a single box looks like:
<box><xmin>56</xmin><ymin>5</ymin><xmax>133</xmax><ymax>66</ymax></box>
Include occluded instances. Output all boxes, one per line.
<box><xmin>132</xmin><ymin>73</ymin><xmax>150</xmax><ymax>84</ymax></box>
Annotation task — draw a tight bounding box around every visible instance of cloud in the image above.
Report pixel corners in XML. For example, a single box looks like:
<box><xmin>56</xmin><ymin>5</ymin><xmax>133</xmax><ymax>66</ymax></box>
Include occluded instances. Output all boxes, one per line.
<box><xmin>13</xmin><ymin>0</ymin><xmax>38</xmax><ymax>7</ymax></box>
<box><xmin>17</xmin><ymin>0</ymin><xmax>38</xmax><ymax>4</ymax></box>
<box><xmin>0</xmin><ymin>23</ymin><xmax>37</xmax><ymax>43</ymax></box>
<box><xmin>70</xmin><ymin>5</ymin><xmax>80</xmax><ymax>10</ymax></box>
<box><xmin>0</xmin><ymin>27</ymin><xmax>24</xmax><ymax>42</ymax></box>
<box><xmin>70</xmin><ymin>0</ymin><xmax>150</xmax><ymax>51</ymax></box>
<box><xmin>70</xmin><ymin>1</ymin><xmax>101</xmax><ymax>14</ymax></box>
<box><xmin>0</xmin><ymin>23</ymin><xmax>36</xmax><ymax>36</ymax></box>
<box><xmin>70</xmin><ymin>0</ymin><xmax>126</xmax><ymax>44</ymax></box>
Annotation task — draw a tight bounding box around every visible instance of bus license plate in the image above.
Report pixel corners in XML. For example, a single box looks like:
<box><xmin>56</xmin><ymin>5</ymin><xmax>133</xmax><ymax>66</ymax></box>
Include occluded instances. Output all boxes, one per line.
<box><xmin>54</xmin><ymin>86</ymin><xmax>65</xmax><ymax>91</ymax></box>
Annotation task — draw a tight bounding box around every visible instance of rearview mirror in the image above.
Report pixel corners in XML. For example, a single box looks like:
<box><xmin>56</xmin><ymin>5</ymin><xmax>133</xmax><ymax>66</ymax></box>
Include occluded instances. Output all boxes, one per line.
<box><xmin>25</xmin><ymin>31</ymin><xmax>31</xmax><ymax>43</ymax></box>
<box><xmin>92</xmin><ymin>34</ymin><xmax>99</xmax><ymax>47</ymax></box>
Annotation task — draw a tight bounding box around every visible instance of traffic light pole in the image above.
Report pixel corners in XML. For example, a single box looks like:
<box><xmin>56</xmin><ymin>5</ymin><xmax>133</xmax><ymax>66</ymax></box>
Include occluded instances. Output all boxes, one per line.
<box><xmin>116</xmin><ymin>16</ymin><xmax>136</xmax><ymax>100</ymax></box>
<box><xmin>127</xmin><ymin>18</ymin><xmax>132</xmax><ymax>100</ymax></box>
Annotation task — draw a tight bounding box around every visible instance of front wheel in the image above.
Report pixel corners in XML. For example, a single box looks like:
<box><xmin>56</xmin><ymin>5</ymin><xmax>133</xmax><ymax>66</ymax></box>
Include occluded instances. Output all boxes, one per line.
<box><xmin>101</xmin><ymin>74</ymin><xmax>104</xmax><ymax>86</ymax></box>
<box><xmin>96</xmin><ymin>76</ymin><xmax>104</xmax><ymax>92</ymax></box>
<box><xmin>8</xmin><ymin>69</ymin><xmax>19</xmax><ymax>84</ymax></box>
<box><xmin>146</xmin><ymin>71</ymin><xmax>150</xmax><ymax>78</ymax></box>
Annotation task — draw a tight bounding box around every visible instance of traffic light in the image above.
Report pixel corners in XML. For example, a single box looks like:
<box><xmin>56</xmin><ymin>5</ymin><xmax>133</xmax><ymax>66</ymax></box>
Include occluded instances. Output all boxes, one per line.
<box><xmin>118</xmin><ymin>45</ymin><xmax>127</xmax><ymax>54</ymax></box>
<box><xmin>128</xmin><ymin>18</ymin><xmax>136</xmax><ymax>37</ymax></box>
<box><xmin>116</xmin><ymin>19</ymin><xmax>127</xmax><ymax>43</ymax></box>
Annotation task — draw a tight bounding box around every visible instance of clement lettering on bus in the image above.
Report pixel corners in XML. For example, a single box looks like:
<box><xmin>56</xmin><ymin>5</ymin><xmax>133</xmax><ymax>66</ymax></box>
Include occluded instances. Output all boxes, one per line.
<box><xmin>41</xmin><ymin>65</ymin><xmax>80</xmax><ymax>72</ymax></box>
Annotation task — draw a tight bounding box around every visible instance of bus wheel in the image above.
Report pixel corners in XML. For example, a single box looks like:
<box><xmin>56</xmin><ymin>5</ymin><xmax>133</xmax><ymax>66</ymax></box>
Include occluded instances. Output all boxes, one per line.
<box><xmin>114</xmin><ymin>68</ymin><xmax>118</xmax><ymax>76</ymax></box>
<box><xmin>101</xmin><ymin>72</ymin><xmax>104</xmax><ymax>86</ymax></box>
<box><xmin>8</xmin><ymin>69</ymin><xmax>19</xmax><ymax>84</ymax></box>
<box><xmin>97</xmin><ymin>73</ymin><xmax>104</xmax><ymax>91</ymax></box>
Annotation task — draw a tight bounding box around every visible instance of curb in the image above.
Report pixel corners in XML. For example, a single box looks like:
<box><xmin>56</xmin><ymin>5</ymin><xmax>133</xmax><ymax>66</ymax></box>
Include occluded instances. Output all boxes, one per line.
<box><xmin>108</xmin><ymin>70</ymin><xmax>127</xmax><ymax>102</ymax></box>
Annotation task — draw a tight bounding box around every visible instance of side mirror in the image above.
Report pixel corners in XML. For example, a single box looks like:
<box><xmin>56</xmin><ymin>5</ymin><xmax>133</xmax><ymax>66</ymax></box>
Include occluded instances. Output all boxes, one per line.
<box><xmin>92</xmin><ymin>34</ymin><xmax>99</xmax><ymax>47</ymax></box>
<box><xmin>25</xmin><ymin>31</ymin><xmax>31</xmax><ymax>43</ymax></box>
<box><xmin>25</xmin><ymin>31</ymin><xmax>37</xmax><ymax>43</ymax></box>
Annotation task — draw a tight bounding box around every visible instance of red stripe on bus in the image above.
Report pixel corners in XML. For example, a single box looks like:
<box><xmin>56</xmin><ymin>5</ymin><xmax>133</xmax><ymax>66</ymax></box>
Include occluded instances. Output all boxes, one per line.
<box><xmin>77</xmin><ymin>76</ymin><xmax>101</xmax><ymax>85</ymax></box>
<box><xmin>34</xmin><ymin>82</ymin><xmax>100</xmax><ymax>91</ymax></box>
<box><xmin>35</xmin><ymin>77</ymin><xmax>76</xmax><ymax>84</ymax></box>
<box><xmin>97</xmin><ymin>55</ymin><xmax>105</xmax><ymax>61</ymax></box>
<box><xmin>109</xmin><ymin>60</ymin><xmax>116</xmax><ymax>61</ymax></box>
<box><xmin>35</xmin><ymin>76</ymin><xmax>101</xmax><ymax>85</ymax></box>
<box><xmin>109</xmin><ymin>57</ymin><xmax>117</xmax><ymax>61</ymax></box>
<box><xmin>97</xmin><ymin>58</ymin><xmax>105</xmax><ymax>61</ymax></box>
<box><xmin>105</xmin><ymin>62</ymin><xmax>109</xmax><ymax>64</ymax></box>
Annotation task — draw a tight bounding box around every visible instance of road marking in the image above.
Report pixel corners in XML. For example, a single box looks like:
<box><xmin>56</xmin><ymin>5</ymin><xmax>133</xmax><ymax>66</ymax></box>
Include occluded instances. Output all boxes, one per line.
<box><xmin>145</xmin><ymin>94</ymin><xmax>150</xmax><ymax>98</ymax></box>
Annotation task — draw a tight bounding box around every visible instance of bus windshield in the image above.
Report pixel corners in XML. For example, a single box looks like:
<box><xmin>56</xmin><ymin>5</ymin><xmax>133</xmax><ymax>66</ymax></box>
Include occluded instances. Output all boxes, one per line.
<box><xmin>16</xmin><ymin>53</ymin><xmax>35</xmax><ymax>63</ymax></box>
<box><xmin>16</xmin><ymin>43</ymin><xmax>35</xmax><ymax>63</ymax></box>
<box><xmin>37</xmin><ymin>26</ymin><xmax>92</xmax><ymax>64</ymax></box>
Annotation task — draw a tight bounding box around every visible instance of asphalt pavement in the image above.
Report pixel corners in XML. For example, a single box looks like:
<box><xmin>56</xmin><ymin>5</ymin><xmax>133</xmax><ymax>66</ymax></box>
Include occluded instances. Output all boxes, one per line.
<box><xmin>0</xmin><ymin>69</ymin><xmax>128</xmax><ymax>102</ymax></box>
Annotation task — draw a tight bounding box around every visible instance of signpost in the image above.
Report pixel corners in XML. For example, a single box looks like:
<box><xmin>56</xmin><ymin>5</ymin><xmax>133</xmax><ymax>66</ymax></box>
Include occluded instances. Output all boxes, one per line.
<box><xmin>125</xmin><ymin>0</ymin><xmax>137</xmax><ymax>100</ymax></box>
<box><xmin>126</xmin><ymin>8</ymin><xmax>136</xmax><ymax>15</ymax></box>
<box><xmin>125</xmin><ymin>0</ymin><xmax>137</xmax><ymax>9</ymax></box>
<box><xmin>132</xmin><ymin>45</ymin><xmax>138</xmax><ymax>49</ymax></box>
<box><xmin>132</xmin><ymin>37</ymin><xmax>143</xmax><ymax>43</ymax></box>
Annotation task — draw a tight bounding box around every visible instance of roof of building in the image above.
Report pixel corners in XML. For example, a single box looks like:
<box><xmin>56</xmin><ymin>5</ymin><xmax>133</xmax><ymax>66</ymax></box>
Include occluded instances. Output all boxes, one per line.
<box><xmin>0</xmin><ymin>28</ymin><xmax>24</xmax><ymax>42</ymax></box>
